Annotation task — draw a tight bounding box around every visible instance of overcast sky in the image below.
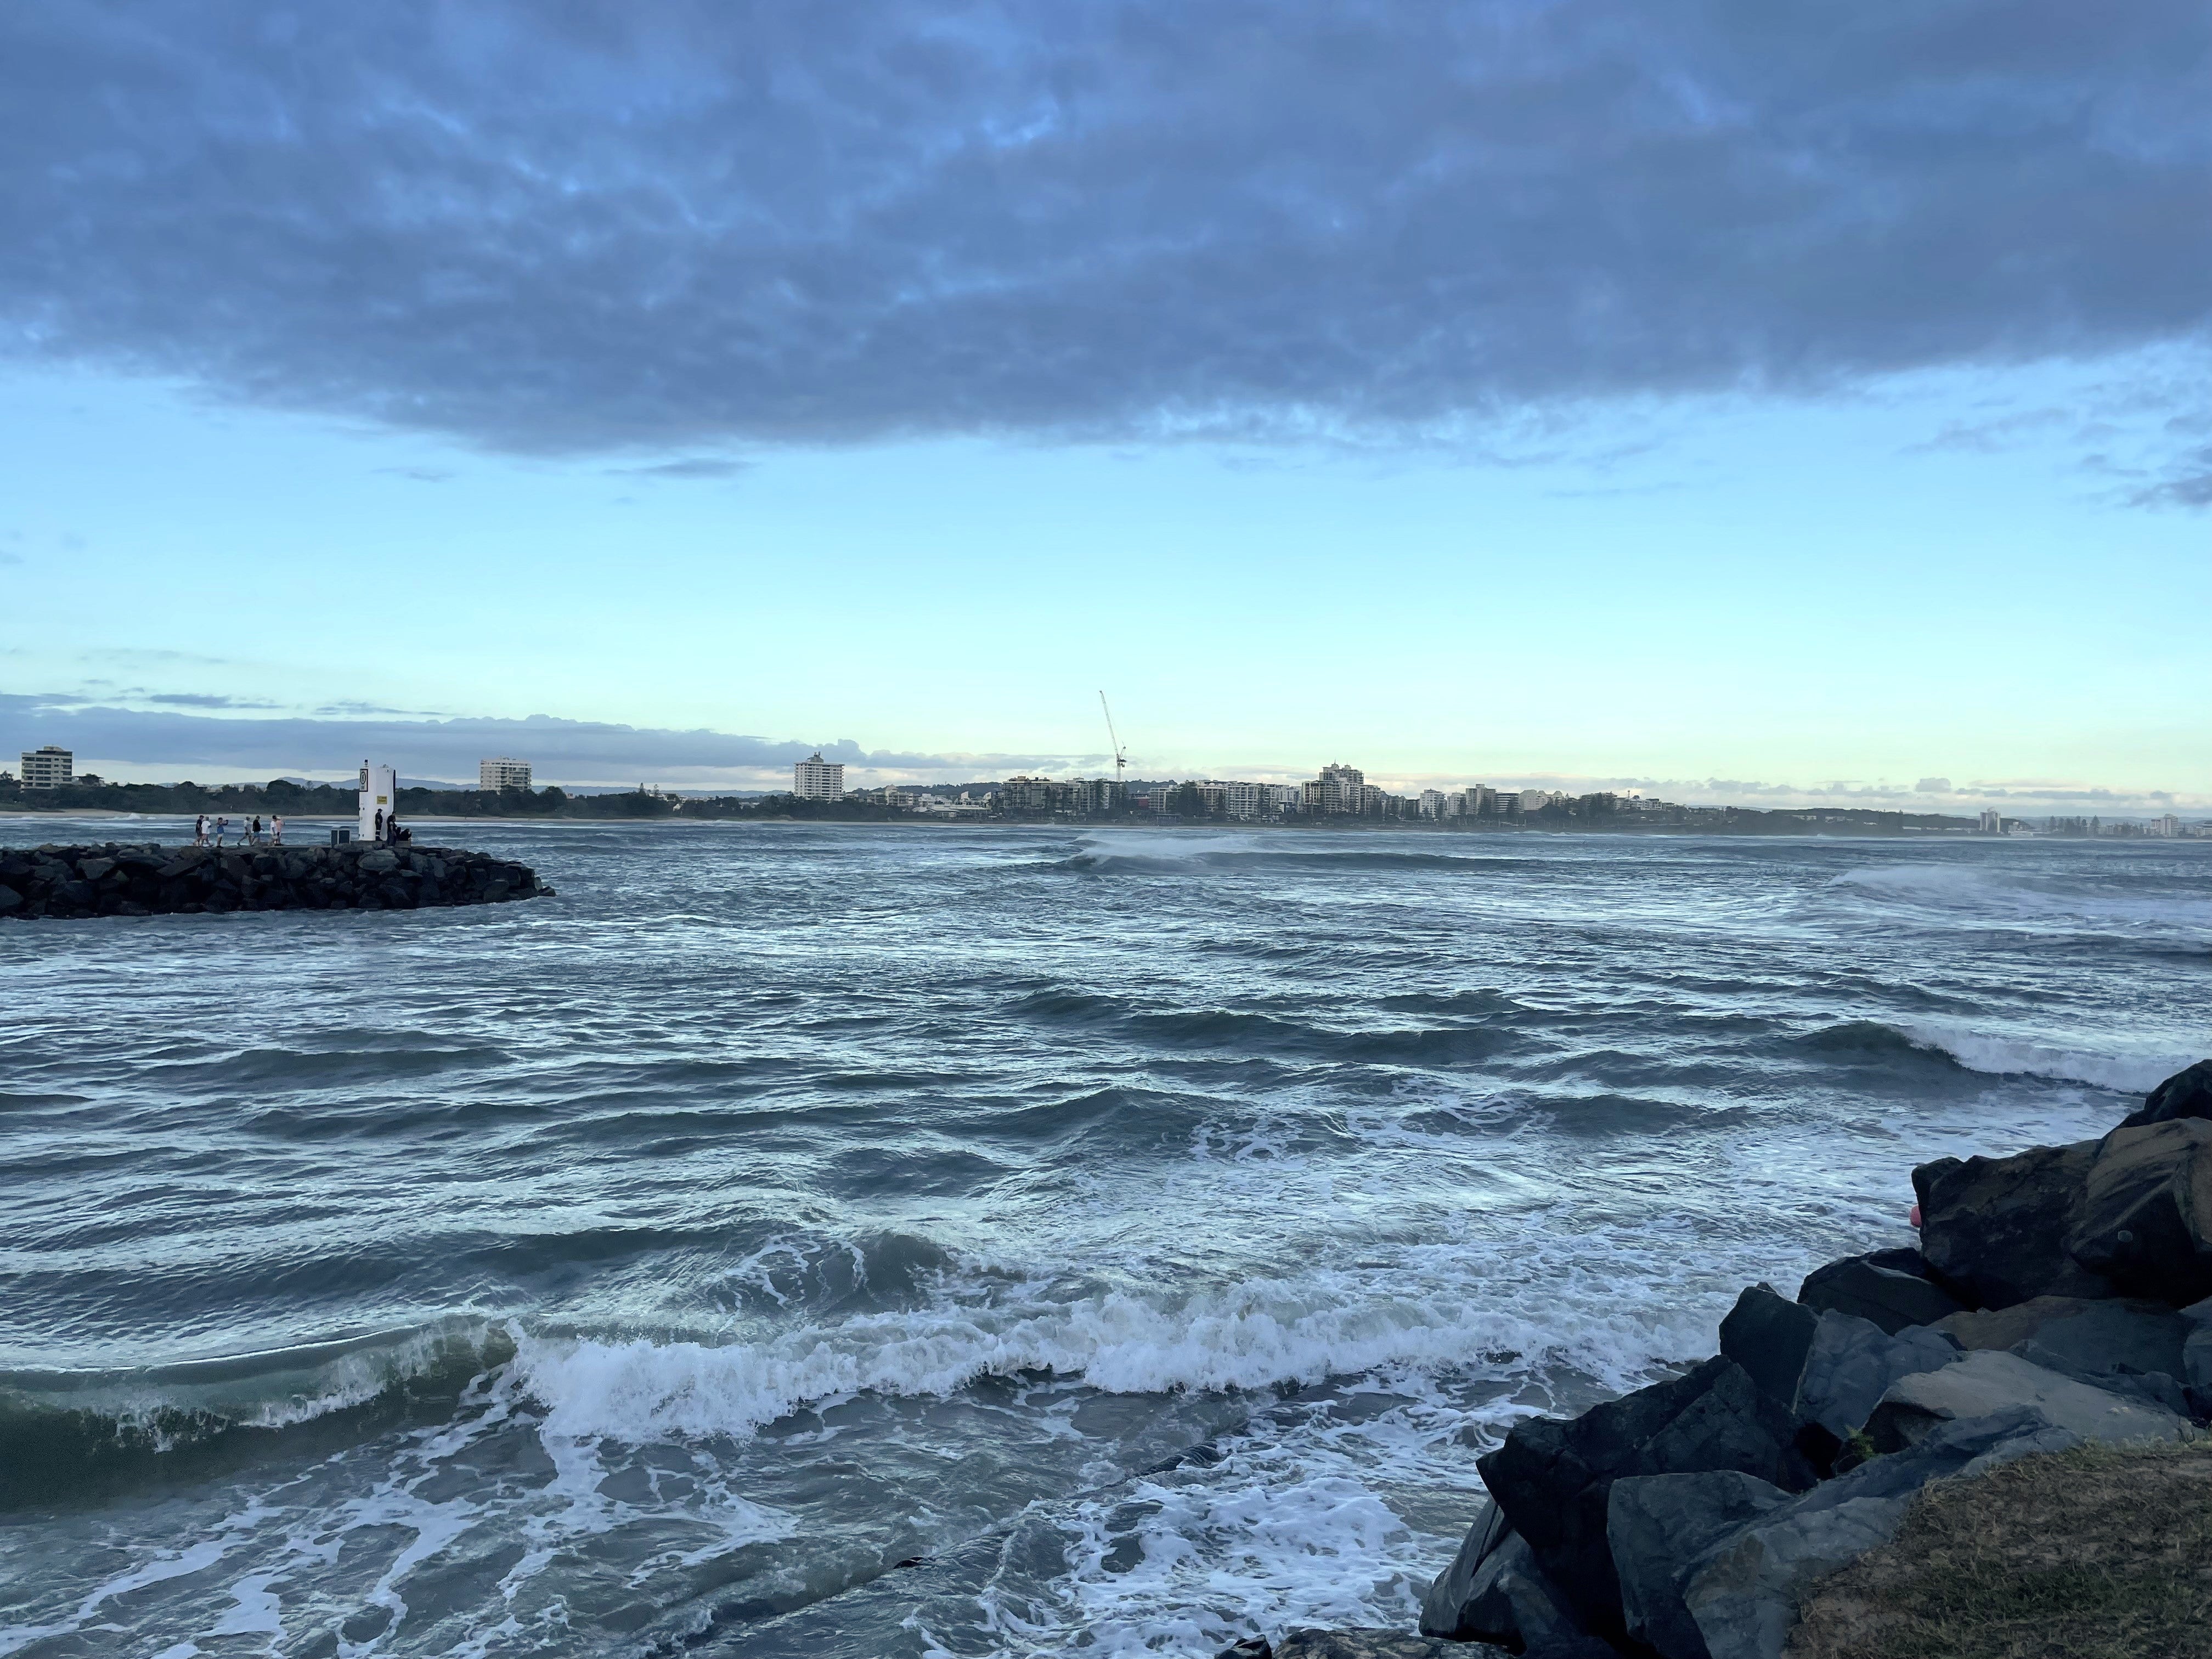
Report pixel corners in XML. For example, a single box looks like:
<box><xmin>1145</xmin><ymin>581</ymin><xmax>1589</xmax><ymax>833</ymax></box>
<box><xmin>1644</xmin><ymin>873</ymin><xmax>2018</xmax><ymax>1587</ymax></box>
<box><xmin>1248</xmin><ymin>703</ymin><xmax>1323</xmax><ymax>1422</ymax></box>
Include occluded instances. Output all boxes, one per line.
<box><xmin>2</xmin><ymin>2</ymin><xmax>2207</xmax><ymax>807</ymax></box>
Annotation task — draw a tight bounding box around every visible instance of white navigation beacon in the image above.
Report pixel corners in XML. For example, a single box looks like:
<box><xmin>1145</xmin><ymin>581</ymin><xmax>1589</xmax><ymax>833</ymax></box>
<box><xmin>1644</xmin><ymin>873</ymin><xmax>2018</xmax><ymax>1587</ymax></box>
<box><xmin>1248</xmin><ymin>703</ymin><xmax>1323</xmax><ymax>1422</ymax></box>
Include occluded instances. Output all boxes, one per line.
<box><xmin>358</xmin><ymin>761</ymin><xmax>398</xmax><ymax>842</ymax></box>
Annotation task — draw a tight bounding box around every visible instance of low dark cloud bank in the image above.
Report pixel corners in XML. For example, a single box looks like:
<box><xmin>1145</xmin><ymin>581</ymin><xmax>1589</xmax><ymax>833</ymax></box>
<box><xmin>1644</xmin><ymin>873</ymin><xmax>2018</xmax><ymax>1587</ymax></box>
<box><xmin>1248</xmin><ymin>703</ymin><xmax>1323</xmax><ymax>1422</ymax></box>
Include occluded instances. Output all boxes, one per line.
<box><xmin>0</xmin><ymin>693</ymin><xmax>1049</xmax><ymax>782</ymax></box>
<box><xmin>0</xmin><ymin>2</ymin><xmax>2204</xmax><ymax>461</ymax></box>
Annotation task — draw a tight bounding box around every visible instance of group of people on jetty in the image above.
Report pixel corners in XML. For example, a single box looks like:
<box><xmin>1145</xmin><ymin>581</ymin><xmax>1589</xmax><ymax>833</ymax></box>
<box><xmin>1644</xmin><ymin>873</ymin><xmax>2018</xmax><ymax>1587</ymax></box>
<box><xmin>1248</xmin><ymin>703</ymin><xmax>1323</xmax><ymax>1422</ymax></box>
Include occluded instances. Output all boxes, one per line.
<box><xmin>191</xmin><ymin>812</ymin><xmax>283</xmax><ymax>849</ymax></box>
<box><xmin>187</xmin><ymin>810</ymin><xmax>411</xmax><ymax>849</ymax></box>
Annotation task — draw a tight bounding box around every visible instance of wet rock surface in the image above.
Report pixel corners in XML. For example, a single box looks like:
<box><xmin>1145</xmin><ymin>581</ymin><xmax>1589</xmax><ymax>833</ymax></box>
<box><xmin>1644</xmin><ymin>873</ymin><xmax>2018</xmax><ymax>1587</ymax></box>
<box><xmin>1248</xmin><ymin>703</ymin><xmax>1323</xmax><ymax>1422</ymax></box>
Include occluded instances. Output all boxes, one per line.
<box><xmin>1795</xmin><ymin>1248</ymin><xmax>1968</xmax><ymax>1334</ymax></box>
<box><xmin>1912</xmin><ymin>1139</ymin><xmax>2115</xmax><ymax>1308</ymax></box>
<box><xmin>0</xmin><ymin>842</ymin><xmax>554</xmax><ymax>919</ymax></box>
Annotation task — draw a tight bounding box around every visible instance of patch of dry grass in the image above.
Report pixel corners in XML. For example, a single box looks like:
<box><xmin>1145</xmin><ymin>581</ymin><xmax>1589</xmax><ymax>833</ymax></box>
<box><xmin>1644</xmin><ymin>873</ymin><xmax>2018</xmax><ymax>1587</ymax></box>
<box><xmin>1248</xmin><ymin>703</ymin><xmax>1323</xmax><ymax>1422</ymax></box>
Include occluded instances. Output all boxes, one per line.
<box><xmin>1784</xmin><ymin>1438</ymin><xmax>2212</xmax><ymax>1659</ymax></box>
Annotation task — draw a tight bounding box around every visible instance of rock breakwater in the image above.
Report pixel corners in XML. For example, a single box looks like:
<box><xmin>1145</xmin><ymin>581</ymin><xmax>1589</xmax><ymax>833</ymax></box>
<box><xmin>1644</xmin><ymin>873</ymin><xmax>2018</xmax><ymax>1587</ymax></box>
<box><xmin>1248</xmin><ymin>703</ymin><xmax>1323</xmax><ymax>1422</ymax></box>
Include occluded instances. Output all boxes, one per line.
<box><xmin>0</xmin><ymin>842</ymin><xmax>554</xmax><ymax>920</ymax></box>
<box><xmin>1223</xmin><ymin>1059</ymin><xmax>2212</xmax><ymax>1659</ymax></box>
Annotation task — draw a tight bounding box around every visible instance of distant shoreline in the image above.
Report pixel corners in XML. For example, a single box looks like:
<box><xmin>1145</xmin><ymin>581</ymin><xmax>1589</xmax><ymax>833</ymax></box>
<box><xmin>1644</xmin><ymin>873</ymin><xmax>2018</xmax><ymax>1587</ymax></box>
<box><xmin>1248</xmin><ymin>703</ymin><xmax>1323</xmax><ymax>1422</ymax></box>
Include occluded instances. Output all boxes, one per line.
<box><xmin>0</xmin><ymin>809</ymin><xmax>2134</xmax><ymax>841</ymax></box>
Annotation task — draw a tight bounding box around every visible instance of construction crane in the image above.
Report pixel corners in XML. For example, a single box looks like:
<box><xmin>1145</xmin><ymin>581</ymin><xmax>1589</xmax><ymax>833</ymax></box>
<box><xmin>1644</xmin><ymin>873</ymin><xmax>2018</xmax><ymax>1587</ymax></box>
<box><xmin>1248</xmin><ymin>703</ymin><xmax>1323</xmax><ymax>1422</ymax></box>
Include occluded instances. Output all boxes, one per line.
<box><xmin>1098</xmin><ymin>691</ymin><xmax>1130</xmax><ymax>787</ymax></box>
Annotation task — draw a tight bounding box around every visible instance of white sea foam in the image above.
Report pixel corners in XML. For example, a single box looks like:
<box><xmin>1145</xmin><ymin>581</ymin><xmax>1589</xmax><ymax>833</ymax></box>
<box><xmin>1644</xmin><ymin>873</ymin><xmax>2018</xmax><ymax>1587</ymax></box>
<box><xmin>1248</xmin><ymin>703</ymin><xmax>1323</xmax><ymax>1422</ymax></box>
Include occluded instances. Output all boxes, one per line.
<box><xmin>1895</xmin><ymin>1020</ymin><xmax>2193</xmax><ymax>1094</ymax></box>
<box><xmin>936</xmin><ymin>1363</ymin><xmax>1520</xmax><ymax>1657</ymax></box>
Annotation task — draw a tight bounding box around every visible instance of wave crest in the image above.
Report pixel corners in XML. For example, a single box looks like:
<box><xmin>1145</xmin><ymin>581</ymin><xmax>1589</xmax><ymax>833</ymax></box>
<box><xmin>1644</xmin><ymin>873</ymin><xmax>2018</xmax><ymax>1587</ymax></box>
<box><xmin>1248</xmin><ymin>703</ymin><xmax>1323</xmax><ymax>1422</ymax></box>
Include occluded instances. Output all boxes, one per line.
<box><xmin>514</xmin><ymin>1284</ymin><xmax>1607</xmax><ymax>1446</ymax></box>
<box><xmin>0</xmin><ymin>1318</ymin><xmax>510</xmax><ymax>1506</ymax></box>
<box><xmin>1804</xmin><ymin>1019</ymin><xmax>2192</xmax><ymax>1094</ymax></box>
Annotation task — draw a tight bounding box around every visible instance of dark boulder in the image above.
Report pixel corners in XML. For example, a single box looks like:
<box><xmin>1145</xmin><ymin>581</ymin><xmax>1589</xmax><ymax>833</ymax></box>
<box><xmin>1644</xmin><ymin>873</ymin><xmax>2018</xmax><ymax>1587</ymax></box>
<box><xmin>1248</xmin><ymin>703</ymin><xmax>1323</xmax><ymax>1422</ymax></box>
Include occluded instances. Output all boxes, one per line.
<box><xmin>1913</xmin><ymin>1140</ymin><xmax>2113</xmax><ymax>1308</ymax></box>
<box><xmin>2066</xmin><ymin>1120</ymin><xmax>2212</xmax><ymax>1305</ymax></box>
<box><xmin>1792</xmin><ymin>1313</ymin><xmax>1960</xmax><ymax>1447</ymax></box>
<box><xmin>1936</xmin><ymin>1295</ymin><xmax>2192</xmax><ymax>1412</ymax></box>
<box><xmin>1608</xmin><ymin>1471</ymin><xmax>1792</xmax><ymax>1659</ymax></box>
<box><xmin>1796</xmin><ymin>1248</ymin><xmax>1968</xmax><ymax>1334</ymax></box>
<box><xmin>1476</xmin><ymin>1357</ymin><xmax>1815</xmax><ymax>1645</ymax></box>
<box><xmin>1718</xmin><ymin>1286</ymin><xmax>1818</xmax><ymax>1411</ymax></box>
<box><xmin>1418</xmin><ymin>1498</ymin><xmax>1508</xmax><ymax>1639</ymax></box>
<box><xmin>1716</xmin><ymin>1289</ymin><xmax>1960</xmax><ymax>1468</ymax></box>
<box><xmin>1419</xmin><ymin>1519</ymin><xmax>1582</xmax><ymax>1650</ymax></box>
<box><xmin>2120</xmin><ymin>1059</ymin><xmax>2212</xmax><ymax>1130</ymax></box>
<box><xmin>1863</xmin><ymin>1350</ymin><xmax>2188</xmax><ymax>1456</ymax></box>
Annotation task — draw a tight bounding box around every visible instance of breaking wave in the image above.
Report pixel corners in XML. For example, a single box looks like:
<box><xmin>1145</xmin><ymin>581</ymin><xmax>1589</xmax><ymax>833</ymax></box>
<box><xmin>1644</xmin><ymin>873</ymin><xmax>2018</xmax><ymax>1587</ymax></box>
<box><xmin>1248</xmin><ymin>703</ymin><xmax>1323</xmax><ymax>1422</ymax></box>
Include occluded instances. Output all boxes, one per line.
<box><xmin>1804</xmin><ymin>1019</ymin><xmax>2191</xmax><ymax>1095</ymax></box>
<box><xmin>513</xmin><ymin>1277</ymin><xmax>1685</xmax><ymax>1448</ymax></box>
<box><xmin>1052</xmin><ymin>833</ymin><xmax>1534</xmax><ymax>878</ymax></box>
<box><xmin>0</xmin><ymin>1319</ymin><xmax>510</xmax><ymax>1506</ymax></box>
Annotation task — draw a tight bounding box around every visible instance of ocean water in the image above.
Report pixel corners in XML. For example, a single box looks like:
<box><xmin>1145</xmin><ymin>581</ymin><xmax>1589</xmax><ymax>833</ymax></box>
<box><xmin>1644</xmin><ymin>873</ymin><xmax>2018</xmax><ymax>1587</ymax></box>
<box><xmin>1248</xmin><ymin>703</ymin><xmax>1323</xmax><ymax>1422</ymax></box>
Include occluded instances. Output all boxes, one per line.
<box><xmin>2</xmin><ymin>819</ymin><xmax>2207</xmax><ymax>1658</ymax></box>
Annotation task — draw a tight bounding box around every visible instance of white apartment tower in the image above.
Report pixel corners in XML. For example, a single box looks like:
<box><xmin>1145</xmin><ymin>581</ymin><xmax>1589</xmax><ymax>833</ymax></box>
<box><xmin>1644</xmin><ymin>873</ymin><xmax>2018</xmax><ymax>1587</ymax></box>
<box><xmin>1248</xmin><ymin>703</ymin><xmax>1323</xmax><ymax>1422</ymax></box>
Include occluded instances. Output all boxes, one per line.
<box><xmin>479</xmin><ymin>757</ymin><xmax>533</xmax><ymax>792</ymax></box>
<box><xmin>19</xmin><ymin>746</ymin><xmax>73</xmax><ymax>788</ymax></box>
<box><xmin>1317</xmin><ymin>762</ymin><xmax>1364</xmax><ymax>815</ymax></box>
<box><xmin>794</xmin><ymin>751</ymin><xmax>845</xmax><ymax>800</ymax></box>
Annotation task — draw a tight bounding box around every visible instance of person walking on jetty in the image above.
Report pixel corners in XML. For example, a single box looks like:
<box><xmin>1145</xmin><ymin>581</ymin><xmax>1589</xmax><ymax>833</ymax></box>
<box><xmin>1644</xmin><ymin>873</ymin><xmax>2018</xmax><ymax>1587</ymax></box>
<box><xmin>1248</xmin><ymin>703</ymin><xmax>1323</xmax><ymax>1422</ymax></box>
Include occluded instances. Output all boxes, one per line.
<box><xmin>213</xmin><ymin>816</ymin><xmax>229</xmax><ymax>848</ymax></box>
<box><xmin>270</xmin><ymin>815</ymin><xmax>284</xmax><ymax>847</ymax></box>
<box><xmin>194</xmin><ymin>813</ymin><xmax>208</xmax><ymax>847</ymax></box>
<box><xmin>247</xmin><ymin>815</ymin><xmax>263</xmax><ymax>847</ymax></box>
<box><xmin>373</xmin><ymin>808</ymin><xmax>385</xmax><ymax>843</ymax></box>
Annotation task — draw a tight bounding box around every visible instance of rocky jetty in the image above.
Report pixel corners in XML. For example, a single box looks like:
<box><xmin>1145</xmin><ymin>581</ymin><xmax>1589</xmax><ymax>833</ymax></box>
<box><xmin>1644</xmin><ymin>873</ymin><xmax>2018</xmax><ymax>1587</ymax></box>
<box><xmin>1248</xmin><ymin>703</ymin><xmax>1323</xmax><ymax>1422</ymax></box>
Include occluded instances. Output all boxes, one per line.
<box><xmin>1222</xmin><ymin>1058</ymin><xmax>2212</xmax><ymax>1659</ymax></box>
<box><xmin>0</xmin><ymin>842</ymin><xmax>553</xmax><ymax>919</ymax></box>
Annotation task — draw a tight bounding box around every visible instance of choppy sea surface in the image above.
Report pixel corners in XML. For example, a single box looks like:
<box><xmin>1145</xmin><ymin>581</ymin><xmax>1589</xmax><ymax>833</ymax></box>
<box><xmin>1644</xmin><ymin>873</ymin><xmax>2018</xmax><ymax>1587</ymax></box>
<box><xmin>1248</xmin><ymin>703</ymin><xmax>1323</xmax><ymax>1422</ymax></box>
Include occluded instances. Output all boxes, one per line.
<box><xmin>3</xmin><ymin>818</ymin><xmax>2208</xmax><ymax>1658</ymax></box>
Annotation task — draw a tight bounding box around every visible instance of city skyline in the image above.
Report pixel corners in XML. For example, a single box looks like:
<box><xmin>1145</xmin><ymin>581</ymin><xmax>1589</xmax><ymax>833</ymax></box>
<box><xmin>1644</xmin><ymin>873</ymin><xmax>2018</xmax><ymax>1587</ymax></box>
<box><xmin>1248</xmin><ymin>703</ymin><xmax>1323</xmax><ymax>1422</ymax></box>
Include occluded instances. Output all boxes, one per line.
<box><xmin>4</xmin><ymin>716</ymin><xmax>2205</xmax><ymax>820</ymax></box>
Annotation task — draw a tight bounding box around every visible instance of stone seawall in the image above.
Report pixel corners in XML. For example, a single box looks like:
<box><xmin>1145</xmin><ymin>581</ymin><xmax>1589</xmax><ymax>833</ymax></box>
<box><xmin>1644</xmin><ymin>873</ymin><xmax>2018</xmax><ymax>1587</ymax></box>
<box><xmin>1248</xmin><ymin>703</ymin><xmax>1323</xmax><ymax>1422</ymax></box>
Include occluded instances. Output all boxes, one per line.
<box><xmin>0</xmin><ymin>842</ymin><xmax>554</xmax><ymax>920</ymax></box>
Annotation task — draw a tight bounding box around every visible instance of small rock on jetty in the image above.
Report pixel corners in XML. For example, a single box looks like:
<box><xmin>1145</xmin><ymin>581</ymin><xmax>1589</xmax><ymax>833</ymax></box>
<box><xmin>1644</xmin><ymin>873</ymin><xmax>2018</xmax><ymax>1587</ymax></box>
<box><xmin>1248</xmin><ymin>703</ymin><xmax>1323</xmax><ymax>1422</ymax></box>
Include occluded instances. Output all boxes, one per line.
<box><xmin>1220</xmin><ymin>1058</ymin><xmax>2212</xmax><ymax>1659</ymax></box>
<box><xmin>0</xmin><ymin>842</ymin><xmax>554</xmax><ymax>919</ymax></box>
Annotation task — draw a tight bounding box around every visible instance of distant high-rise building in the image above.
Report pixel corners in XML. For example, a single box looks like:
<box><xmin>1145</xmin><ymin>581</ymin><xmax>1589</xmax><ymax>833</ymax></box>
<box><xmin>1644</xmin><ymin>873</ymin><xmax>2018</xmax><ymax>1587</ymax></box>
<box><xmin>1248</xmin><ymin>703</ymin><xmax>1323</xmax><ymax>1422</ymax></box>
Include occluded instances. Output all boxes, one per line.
<box><xmin>1000</xmin><ymin>775</ymin><xmax>1058</xmax><ymax>814</ymax></box>
<box><xmin>2153</xmin><ymin>814</ymin><xmax>2180</xmax><ymax>838</ymax></box>
<box><xmin>1316</xmin><ymin>762</ymin><xmax>1364</xmax><ymax>815</ymax></box>
<box><xmin>479</xmin><ymin>757</ymin><xmax>533</xmax><ymax>792</ymax></box>
<box><xmin>1064</xmin><ymin>777</ymin><xmax>1123</xmax><ymax>815</ymax></box>
<box><xmin>1418</xmin><ymin>789</ymin><xmax>1447</xmax><ymax>819</ymax></box>
<box><xmin>1978</xmin><ymin>808</ymin><xmax>2001</xmax><ymax>834</ymax></box>
<box><xmin>794</xmin><ymin>752</ymin><xmax>845</xmax><ymax>800</ymax></box>
<box><xmin>1224</xmin><ymin>781</ymin><xmax>1295</xmax><ymax>821</ymax></box>
<box><xmin>20</xmin><ymin>746</ymin><xmax>73</xmax><ymax>788</ymax></box>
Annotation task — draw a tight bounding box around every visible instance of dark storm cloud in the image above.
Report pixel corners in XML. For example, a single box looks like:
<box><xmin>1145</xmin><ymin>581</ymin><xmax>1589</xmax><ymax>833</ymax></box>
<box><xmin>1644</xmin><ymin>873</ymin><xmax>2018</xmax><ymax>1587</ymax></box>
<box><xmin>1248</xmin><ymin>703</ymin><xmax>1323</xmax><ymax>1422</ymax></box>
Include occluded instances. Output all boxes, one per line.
<box><xmin>0</xmin><ymin>693</ymin><xmax>1048</xmax><ymax>780</ymax></box>
<box><xmin>0</xmin><ymin>2</ymin><xmax>2204</xmax><ymax>454</ymax></box>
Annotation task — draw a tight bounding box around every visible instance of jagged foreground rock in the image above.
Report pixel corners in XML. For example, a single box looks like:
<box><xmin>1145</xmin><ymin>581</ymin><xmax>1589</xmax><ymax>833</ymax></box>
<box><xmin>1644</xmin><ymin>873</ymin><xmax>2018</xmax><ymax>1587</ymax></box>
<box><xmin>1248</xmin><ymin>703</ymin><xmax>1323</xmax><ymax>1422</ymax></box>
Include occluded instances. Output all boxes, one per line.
<box><xmin>1223</xmin><ymin>1059</ymin><xmax>2212</xmax><ymax>1659</ymax></box>
<box><xmin>0</xmin><ymin>842</ymin><xmax>552</xmax><ymax>919</ymax></box>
